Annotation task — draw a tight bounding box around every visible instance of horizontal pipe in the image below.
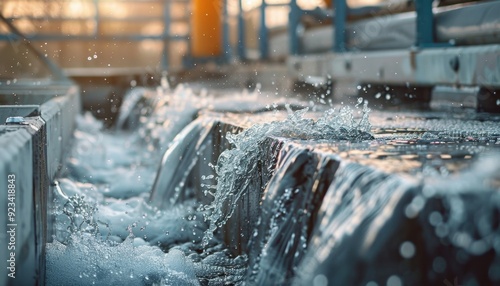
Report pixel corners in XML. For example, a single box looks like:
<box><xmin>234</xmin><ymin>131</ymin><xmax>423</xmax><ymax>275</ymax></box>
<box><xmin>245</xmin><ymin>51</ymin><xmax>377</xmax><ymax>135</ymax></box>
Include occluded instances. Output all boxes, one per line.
<box><xmin>0</xmin><ymin>33</ymin><xmax>189</xmax><ymax>42</ymax></box>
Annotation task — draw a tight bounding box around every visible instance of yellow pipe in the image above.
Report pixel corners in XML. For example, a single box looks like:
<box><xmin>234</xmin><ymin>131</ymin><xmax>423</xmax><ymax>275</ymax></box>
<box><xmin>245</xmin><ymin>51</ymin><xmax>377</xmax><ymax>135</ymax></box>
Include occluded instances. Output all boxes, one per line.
<box><xmin>191</xmin><ymin>0</ymin><xmax>222</xmax><ymax>57</ymax></box>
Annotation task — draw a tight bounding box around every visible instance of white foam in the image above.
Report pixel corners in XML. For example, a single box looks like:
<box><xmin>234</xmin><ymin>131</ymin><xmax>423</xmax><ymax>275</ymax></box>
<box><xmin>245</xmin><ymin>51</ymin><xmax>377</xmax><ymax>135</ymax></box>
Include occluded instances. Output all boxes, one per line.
<box><xmin>46</xmin><ymin>235</ymin><xmax>200</xmax><ymax>286</ymax></box>
<box><xmin>48</xmin><ymin>86</ymin><xmax>260</xmax><ymax>285</ymax></box>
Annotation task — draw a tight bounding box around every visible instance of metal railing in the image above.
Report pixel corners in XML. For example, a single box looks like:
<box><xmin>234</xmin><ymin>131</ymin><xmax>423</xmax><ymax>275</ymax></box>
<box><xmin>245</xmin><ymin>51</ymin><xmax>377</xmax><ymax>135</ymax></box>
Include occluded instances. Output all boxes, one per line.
<box><xmin>1</xmin><ymin>0</ymin><xmax>479</xmax><ymax>70</ymax></box>
<box><xmin>249</xmin><ymin>0</ymin><xmax>462</xmax><ymax>59</ymax></box>
<box><xmin>0</xmin><ymin>0</ymin><xmax>232</xmax><ymax>71</ymax></box>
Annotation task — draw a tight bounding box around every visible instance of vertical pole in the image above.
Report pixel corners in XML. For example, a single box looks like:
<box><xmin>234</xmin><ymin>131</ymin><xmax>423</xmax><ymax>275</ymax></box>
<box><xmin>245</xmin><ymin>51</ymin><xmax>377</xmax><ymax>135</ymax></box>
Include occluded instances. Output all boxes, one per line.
<box><xmin>93</xmin><ymin>0</ymin><xmax>99</xmax><ymax>39</ymax></box>
<box><xmin>238</xmin><ymin>0</ymin><xmax>246</xmax><ymax>60</ymax></box>
<box><xmin>415</xmin><ymin>0</ymin><xmax>434</xmax><ymax>47</ymax></box>
<box><xmin>185</xmin><ymin>0</ymin><xmax>192</xmax><ymax>68</ymax></box>
<box><xmin>259</xmin><ymin>0</ymin><xmax>268</xmax><ymax>59</ymax></box>
<box><xmin>289</xmin><ymin>0</ymin><xmax>300</xmax><ymax>55</ymax></box>
<box><xmin>161</xmin><ymin>0</ymin><xmax>170</xmax><ymax>71</ymax></box>
<box><xmin>334</xmin><ymin>0</ymin><xmax>347</xmax><ymax>52</ymax></box>
<box><xmin>222</xmin><ymin>0</ymin><xmax>231</xmax><ymax>63</ymax></box>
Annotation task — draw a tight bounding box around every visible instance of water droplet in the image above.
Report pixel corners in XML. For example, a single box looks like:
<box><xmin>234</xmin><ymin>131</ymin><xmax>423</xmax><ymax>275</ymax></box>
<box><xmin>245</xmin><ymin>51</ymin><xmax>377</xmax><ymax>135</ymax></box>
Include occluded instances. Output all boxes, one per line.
<box><xmin>356</xmin><ymin>97</ymin><xmax>363</xmax><ymax>108</ymax></box>
<box><xmin>387</xmin><ymin>275</ymin><xmax>402</xmax><ymax>286</ymax></box>
<box><xmin>400</xmin><ymin>241</ymin><xmax>416</xmax><ymax>259</ymax></box>
<box><xmin>313</xmin><ymin>274</ymin><xmax>328</xmax><ymax>286</ymax></box>
<box><xmin>428</xmin><ymin>211</ymin><xmax>442</xmax><ymax>226</ymax></box>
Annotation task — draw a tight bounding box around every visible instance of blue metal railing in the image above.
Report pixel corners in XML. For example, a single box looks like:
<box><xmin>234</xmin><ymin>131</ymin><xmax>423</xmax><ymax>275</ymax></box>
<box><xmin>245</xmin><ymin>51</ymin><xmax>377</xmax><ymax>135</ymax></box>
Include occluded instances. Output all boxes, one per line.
<box><xmin>289</xmin><ymin>0</ymin><xmax>333</xmax><ymax>55</ymax></box>
<box><xmin>333</xmin><ymin>0</ymin><xmax>347</xmax><ymax>52</ymax></box>
<box><xmin>259</xmin><ymin>1</ymin><xmax>269</xmax><ymax>59</ymax></box>
<box><xmin>248</xmin><ymin>0</ymin><xmax>455</xmax><ymax>59</ymax></box>
<box><xmin>237</xmin><ymin>0</ymin><xmax>246</xmax><ymax>60</ymax></box>
<box><xmin>1</xmin><ymin>0</ymin><xmax>462</xmax><ymax>69</ymax></box>
<box><xmin>257</xmin><ymin>0</ymin><xmax>290</xmax><ymax>59</ymax></box>
<box><xmin>241</xmin><ymin>0</ymin><xmax>324</xmax><ymax>59</ymax></box>
<box><xmin>414</xmin><ymin>0</ymin><xmax>452</xmax><ymax>48</ymax></box>
<box><xmin>289</xmin><ymin>0</ymin><xmax>301</xmax><ymax>55</ymax></box>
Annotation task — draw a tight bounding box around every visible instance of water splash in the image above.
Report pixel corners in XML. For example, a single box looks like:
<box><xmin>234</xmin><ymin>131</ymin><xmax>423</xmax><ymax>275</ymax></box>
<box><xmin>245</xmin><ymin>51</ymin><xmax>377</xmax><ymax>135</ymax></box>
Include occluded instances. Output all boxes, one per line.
<box><xmin>295</xmin><ymin>162</ymin><xmax>416</xmax><ymax>285</ymax></box>
<box><xmin>114</xmin><ymin>87</ymin><xmax>156</xmax><ymax>130</ymax></box>
<box><xmin>149</xmin><ymin>117</ymin><xmax>217</xmax><ymax>207</ymax></box>
<box><xmin>114</xmin><ymin>84</ymin><xmax>203</xmax><ymax>164</ymax></box>
<box><xmin>54</xmin><ymin>193</ymin><xmax>99</xmax><ymax>245</ymax></box>
<box><xmin>48</xmin><ymin>108</ymin><xmax>250</xmax><ymax>285</ymax></box>
<box><xmin>245</xmin><ymin>144</ymin><xmax>340</xmax><ymax>285</ymax></box>
<box><xmin>48</xmin><ymin>81</ymin><xmax>500</xmax><ymax>286</ymax></box>
<box><xmin>202</xmin><ymin>102</ymin><xmax>373</xmax><ymax>246</ymax></box>
<box><xmin>295</xmin><ymin>153</ymin><xmax>500</xmax><ymax>286</ymax></box>
<box><xmin>46</xmin><ymin>236</ymin><xmax>200</xmax><ymax>286</ymax></box>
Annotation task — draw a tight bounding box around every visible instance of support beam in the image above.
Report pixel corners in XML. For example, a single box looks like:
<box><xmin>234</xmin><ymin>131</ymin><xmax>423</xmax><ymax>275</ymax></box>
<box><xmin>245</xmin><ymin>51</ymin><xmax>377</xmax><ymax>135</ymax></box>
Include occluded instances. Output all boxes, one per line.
<box><xmin>259</xmin><ymin>0</ymin><xmax>269</xmax><ymax>59</ymax></box>
<box><xmin>222</xmin><ymin>0</ymin><xmax>231</xmax><ymax>63</ymax></box>
<box><xmin>334</xmin><ymin>0</ymin><xmax>347</xmax><ymax>52</ymax></box>
<box><xmin>415</xmin><ymin>0</ymin><xmax>434</xmax><ymax>47</ymax></box>
<box><xmin>238</xmin><ymin>0</ymin><xmax>246</xmax><ymax>60</ymax></box>
<box><xmin>289</xmin><ymin>0</ymin><xmax>301</xmax><ymax>55</ymax></box>
<box><xmin>161</xmin><ymin>0</ymin><xmax>171</xmax><ymax>71</ymax></box>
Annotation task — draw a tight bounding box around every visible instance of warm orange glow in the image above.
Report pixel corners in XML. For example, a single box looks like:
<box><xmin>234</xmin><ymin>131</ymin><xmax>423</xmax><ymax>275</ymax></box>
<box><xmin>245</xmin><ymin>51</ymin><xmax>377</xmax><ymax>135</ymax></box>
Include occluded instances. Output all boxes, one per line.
<box><xmin>191</xmin><ymin>0</ymin><xmax>223</xmax><ymax>57</ymax></box>
<box><xmin>65</xmin><ymin>1</ymin><xmax>88</xmax><ymax>18</ymax></box>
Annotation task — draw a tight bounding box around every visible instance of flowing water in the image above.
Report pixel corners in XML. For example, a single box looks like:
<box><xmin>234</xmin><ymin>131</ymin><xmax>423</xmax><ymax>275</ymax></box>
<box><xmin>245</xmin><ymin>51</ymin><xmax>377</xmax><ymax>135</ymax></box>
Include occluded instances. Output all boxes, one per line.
<box><xmin>46</xmin><ymin>83</ymin><xmax>500</xmax><ymax>286</ymax></box>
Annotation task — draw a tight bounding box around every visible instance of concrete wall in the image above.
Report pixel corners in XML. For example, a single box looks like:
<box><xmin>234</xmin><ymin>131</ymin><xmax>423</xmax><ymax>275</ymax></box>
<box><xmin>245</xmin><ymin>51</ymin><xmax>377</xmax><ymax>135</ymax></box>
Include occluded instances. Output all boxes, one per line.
<box><xmin>0</xmin><ymin>127</ymin><xmax>36</xmax><ymax>286</ymax></box>
<box><xmin>40</xmin><ymin>86</ymin><xmax>80</xmax><ymax>180</ymax></box>
<box><xmin>0</xmin><ymin>85</ymin><xmax>80</xmax><ymax>286</ymax></box>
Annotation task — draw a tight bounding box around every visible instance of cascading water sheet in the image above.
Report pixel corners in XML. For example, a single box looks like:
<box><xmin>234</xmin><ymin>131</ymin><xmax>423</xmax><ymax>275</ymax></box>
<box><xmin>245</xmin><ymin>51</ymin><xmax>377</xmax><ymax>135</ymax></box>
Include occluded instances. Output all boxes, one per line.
<box><xmin>45</xmin><ymin>83</ymin><xmax>500</xmax><ymax>286</ymax></box>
